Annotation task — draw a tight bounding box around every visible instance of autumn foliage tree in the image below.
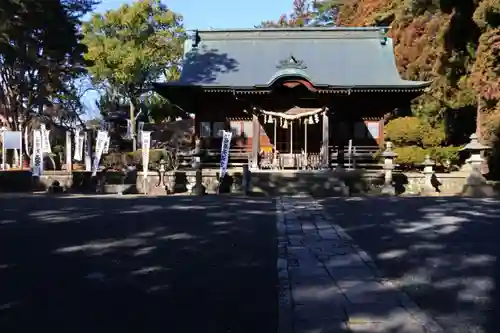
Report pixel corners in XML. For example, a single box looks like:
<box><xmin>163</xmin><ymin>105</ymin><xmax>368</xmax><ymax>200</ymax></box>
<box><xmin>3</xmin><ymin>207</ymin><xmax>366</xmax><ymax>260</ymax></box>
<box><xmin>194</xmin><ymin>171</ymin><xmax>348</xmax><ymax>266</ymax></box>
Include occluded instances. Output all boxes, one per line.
<box><xmin>264</xmin><ymin>0</ymin><xmax>500</xmax><ymax>174</ymax></box>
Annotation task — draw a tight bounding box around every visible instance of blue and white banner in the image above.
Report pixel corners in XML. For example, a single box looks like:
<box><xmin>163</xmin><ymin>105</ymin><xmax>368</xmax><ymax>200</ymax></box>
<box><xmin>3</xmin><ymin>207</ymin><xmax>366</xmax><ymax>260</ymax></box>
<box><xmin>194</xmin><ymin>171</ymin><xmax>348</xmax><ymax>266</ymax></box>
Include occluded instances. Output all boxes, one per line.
<box><xmin>32</xmin><ymin>130</ymin><xmax>43</xmax><ymax>176</ymax></box>
<box><xmin>219</xmin><ymin>130</ymin><xmax>232</xmax><ymax>178</ymax></box>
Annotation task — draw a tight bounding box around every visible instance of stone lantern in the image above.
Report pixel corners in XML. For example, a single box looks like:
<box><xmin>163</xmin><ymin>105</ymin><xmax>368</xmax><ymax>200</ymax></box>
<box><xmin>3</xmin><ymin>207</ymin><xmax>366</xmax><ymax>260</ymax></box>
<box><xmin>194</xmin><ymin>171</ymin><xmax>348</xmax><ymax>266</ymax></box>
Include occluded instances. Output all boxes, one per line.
<box><xmin>461</xmin><ymin>133</ymin><xmax>489</xmax><ymax>170</ymax></box>
<box><xmin>461</xmin><ymin>133</ymin><xmax>493</xmax><ymax>197</ymax></box>
<box><xmin>421</xmin><ymin>154</ymin><xmax>436</xmax><ymax>195</ymax></box>
<box><xmin>381</xmin><ymin>141</ymin><xmax>397</xmax><ymax>195</ymax></box>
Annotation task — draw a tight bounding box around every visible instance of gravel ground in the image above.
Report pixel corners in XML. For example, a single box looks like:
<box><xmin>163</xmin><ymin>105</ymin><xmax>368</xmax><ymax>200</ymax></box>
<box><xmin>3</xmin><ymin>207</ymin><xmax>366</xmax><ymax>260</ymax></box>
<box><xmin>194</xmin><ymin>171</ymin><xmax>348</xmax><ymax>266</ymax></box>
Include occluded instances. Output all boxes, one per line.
<box><xmin>0</xmin><ymin>195</ymin><xmax>278</xmax><ymax>333</ymax></box>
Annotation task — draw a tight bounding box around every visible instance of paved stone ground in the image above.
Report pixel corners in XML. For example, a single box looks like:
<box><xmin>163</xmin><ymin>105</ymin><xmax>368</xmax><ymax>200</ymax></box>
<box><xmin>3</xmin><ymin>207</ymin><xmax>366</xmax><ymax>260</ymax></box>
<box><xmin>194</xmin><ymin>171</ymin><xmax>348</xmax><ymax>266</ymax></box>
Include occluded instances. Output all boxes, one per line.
<box><xmin>0</xmin><ymin>195</ymin><xmax>277</xmax><ymax>333</ymax></box>
<box><xmin>317</xmin><ymin>196</ymin><xmax>500</xmax><ymax>333</ymax></box>
<box><xmin>277</xmin><ymin>196</ymin><xmax>443</xmax><ymax>333</ymax></box>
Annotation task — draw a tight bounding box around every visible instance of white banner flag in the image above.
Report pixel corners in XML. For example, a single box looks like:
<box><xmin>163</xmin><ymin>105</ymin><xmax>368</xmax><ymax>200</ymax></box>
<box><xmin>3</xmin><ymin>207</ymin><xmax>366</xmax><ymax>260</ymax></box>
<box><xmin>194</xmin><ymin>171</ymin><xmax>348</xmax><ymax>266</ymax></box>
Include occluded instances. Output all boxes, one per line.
<box><xmin>74</xmin><ymin>131</ymin><xmax>83</xmax><ymax>161</ymax></box>
<box><xmin>102</xmin><ymin>133</ymin><xmax>110</xmax><ymax>154</ymax></box>
<box><xmin>138</xmin><ymin>122</ymin><xmax>144</xmax><ymax>142</ymax></box>
<box><xmin>40</xmin><ymin>124</ymin><xmax>51</xmax><ymax>154</ymax></box>
<box><xmin>141</xmin><ymin>131</ymin><xmax>151</xmax><ymax>179</ymax></box>
<box><xmin>91</xmin><ymin>131</ymin><xmax>107</xmax><ymax>176</ymax></box>
<box><xmin>126</xmin><ymin>119</ymin><xmax>132</xmax><ymax>139</ymax></box>
<box><xmin>24</xmin><ymin>127</ymin><xmax>30</xmax><ymax>164</ymax></box>
<box><xmin>84</xmin><ymin>133</ymin><xmax>91</xmax><ymax>171</ymax></box>
<box><xmin>32</xmin><ymin>130</ymin><xmax>43</xmax><ymax>176</ymax></box>
<box><xmin>219</xmin><ymin>130</ymin><xmax>232</xmax><ymax>178</ymax></box>
<box><xmin>65</xmin><ymin>131</ymin><xmax>72</xmax><ymax>171</ymax></box>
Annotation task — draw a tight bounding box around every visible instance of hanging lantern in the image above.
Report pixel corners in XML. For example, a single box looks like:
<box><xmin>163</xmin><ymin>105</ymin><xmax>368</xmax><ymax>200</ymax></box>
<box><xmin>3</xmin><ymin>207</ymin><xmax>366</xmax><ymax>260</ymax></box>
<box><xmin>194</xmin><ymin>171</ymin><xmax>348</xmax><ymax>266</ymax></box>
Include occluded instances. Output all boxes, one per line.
<box><xmin>314</xmin><ymin>114</ymin><xmax>320</xmax><ymax>124</ymax></box>
<box><xmin>283</xmin><ymin>120</ymin><xmax>288</xmax><ymax>129</ymax></box>
<box><xmin>267</xmin><ymin>115</ymin><xmax>273</xmax><ymax>123</ymax></box>
<box><xmin>308</xmin><ymin>115</ymin><xmax>313</xmax><ymax>124</ymax></box>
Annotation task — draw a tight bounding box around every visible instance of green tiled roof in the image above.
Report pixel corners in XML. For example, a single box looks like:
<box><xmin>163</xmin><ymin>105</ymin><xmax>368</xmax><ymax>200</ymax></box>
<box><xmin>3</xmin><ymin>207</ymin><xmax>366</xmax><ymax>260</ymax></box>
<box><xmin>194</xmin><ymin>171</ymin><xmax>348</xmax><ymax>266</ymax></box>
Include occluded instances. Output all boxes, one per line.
<box><xmin>157</xmin><ymin>27</ymin><xmax>431</xmax><ymax>90</ymax></box>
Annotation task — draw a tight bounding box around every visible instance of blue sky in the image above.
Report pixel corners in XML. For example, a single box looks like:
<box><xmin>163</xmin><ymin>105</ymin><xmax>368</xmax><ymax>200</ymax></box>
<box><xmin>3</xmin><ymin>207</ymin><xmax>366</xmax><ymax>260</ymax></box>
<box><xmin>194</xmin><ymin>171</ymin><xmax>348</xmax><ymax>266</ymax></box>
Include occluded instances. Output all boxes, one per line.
<box><xmin>82</xmin><ymin>0</ymin><xmax>292</xmax><ymax>117</ymax></box>
<box><xmin>94</xmin><ymin>0</ymin><xmax>291</xmax><ymax>29</ymax></box>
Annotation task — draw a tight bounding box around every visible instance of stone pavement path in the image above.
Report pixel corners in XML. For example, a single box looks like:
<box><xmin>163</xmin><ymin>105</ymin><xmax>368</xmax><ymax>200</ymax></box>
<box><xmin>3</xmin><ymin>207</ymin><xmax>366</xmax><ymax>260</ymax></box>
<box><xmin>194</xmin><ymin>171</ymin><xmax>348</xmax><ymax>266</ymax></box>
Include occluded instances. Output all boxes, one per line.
<box><xmin>277</xmin><ymin>196</ymin><xmax>444</xmax><ymax>333</ymax></box>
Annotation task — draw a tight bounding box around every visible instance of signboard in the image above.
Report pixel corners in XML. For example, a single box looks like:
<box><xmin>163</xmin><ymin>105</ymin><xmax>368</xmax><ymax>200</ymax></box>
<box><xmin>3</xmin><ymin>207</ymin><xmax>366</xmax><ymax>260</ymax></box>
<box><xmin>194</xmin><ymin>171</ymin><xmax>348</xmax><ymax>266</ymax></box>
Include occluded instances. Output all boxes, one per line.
<box><xmin>2</xmin><ymin>131</ymin><xmax>22</xmax><ymax>149</ymax></box>
<box><xmin>219</xmin><ymin>130</ymin><xmax>233</xmax><ymax>178</ymax></box>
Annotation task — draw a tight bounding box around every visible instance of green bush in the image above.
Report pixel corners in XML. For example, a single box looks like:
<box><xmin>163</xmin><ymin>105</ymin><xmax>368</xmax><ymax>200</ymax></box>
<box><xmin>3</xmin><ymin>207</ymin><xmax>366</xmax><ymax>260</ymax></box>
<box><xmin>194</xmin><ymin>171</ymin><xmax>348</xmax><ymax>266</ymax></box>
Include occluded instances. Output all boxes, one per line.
<box><xmin>427</xmin><ymin>146</ymin><xmax>461</xmax><ymax>167</ymax></box>
<box><xmin>125</xmin><ymin>149</ymin><xmax>166</xmax><ymax>168</ymax></box>
<box><xmin>385</xmin><ymin>116</ymin><xmax>445</xmax><ymax>147</ymax></box>
<box><xmin>385</xmin><ymin>117</ymin><xmax>422</xmax><ymax>145</ymax></box>
<box><xmin>393</xmin><ymin>146</ymin><xmax>427</xmax><ymax>167</ymax></box>
<box><xmin>420</xmin><ymin>124</ymin><xmax>446</xmax><ymax>148</ymax></box>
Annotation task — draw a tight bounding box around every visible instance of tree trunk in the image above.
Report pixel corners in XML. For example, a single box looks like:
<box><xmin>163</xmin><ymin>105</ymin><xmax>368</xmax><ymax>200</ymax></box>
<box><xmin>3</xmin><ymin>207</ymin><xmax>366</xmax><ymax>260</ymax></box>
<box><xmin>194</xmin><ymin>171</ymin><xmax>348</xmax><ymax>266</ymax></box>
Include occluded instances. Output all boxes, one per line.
<box><xmin>129</xmin><ymin>100</ymin><xmax>136</xmax><ymax>151</ymax></box>
<box><xmin>476</xmin><ymin>95</ymin><xmax>482</xmax><ymax>140</ymax></box>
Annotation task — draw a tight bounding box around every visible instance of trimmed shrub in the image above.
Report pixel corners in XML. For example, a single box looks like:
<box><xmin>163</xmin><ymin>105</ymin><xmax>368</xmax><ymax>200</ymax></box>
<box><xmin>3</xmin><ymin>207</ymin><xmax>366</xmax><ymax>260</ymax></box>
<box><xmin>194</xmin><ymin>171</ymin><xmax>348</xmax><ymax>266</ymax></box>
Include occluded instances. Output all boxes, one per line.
<box><xmin>393</xmin><ymin>146</ymin><xmax>427</xmax><ymax>168</ymax></box>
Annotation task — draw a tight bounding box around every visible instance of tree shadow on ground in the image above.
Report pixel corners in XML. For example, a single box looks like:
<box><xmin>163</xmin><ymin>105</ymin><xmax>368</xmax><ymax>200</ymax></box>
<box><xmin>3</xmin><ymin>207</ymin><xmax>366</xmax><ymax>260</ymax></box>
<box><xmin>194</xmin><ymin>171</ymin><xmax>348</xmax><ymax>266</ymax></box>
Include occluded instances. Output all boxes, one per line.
<box><xmin>0</xmin><ymin>195</ymin><xmax>277</xmax><ymax>333</ymax></box>
<box><xmin>314</xmin><ymin>196</ymin><xmax>500</xmax><ymax>332</ymax></box>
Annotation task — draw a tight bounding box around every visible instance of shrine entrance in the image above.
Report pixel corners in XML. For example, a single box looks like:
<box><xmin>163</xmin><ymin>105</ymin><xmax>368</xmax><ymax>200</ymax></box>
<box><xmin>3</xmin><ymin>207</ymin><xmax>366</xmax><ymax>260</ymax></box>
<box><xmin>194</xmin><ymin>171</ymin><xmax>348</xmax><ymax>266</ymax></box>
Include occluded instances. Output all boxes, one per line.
<box><xmin>258</xmin><ymin>107</ymin><xmax>330</xmax><ymax>169</ymax></box>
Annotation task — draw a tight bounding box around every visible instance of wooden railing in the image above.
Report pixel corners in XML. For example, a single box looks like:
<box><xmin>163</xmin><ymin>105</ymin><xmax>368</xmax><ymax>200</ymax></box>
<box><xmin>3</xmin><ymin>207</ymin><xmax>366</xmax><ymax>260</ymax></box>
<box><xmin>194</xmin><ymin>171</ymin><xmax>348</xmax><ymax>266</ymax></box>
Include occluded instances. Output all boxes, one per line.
<box><xmin>203</xmin><ymin>148</ymin><xmax>249</xmax><ymax>168</ymax></box>
<box><xmin>329</xmin><ymin>145</ymin><xmax>380</xmax><ymax>169</ymax></box>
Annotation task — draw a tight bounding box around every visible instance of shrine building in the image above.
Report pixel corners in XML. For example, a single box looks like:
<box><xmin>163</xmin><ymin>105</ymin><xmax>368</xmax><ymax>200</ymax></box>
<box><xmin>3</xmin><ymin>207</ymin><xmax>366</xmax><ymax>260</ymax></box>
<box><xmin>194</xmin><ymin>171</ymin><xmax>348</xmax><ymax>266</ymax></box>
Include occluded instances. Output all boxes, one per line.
<box><xmin>153</xmin><ymin>27</ymin><xmax>430</xmax><ymax>170</ymax></box>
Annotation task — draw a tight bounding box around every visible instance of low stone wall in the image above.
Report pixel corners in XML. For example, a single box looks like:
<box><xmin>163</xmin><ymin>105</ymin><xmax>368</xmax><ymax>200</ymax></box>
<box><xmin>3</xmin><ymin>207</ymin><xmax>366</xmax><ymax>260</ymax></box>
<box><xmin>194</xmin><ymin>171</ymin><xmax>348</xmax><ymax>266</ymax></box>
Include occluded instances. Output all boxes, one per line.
<box><xmin>135</xmin><ymin>169</ymin><xmax>247</xmax><ymax>195</ymax></box>
<box><xmin>402</xmin><ymin>172</ymin><xmax>469</xmax><ymax>195</ymax></box>
<box><xmin>0</xmin><ymin>168</ymin><xmax>497</xmax><ymax>197</ymax></box>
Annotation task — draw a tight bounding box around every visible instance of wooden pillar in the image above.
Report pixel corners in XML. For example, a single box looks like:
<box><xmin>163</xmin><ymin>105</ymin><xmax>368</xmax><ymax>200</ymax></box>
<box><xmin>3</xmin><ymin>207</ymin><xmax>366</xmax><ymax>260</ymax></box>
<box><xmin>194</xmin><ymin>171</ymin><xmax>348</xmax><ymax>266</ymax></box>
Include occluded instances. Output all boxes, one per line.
<box><xmin>273</xmin><ymin>118</ymin><xmax>277</xmax><ymax>149</ymax></box>
<box><xmin>322</xmin><ymin>111</ymin><xmax>329</xmax><ymax>168</ymax></box>
<box><xmin>251</xmin><ymin>114</ymin><xmax>260</xmax><ymax>169</ymax></box>
<box><xmin>304</xmin><ymin>121</ymin><xmax>308</xmax><ymax>155</ymax></box>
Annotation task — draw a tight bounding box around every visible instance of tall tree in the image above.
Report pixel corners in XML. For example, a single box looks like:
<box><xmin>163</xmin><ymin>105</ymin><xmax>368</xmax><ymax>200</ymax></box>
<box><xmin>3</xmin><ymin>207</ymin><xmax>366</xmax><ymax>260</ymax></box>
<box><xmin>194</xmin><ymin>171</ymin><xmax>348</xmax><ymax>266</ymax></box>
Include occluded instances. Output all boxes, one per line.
<box><xmin>258</xmin><ymin>0</ymin><xmax>343</xmax><ymax>27</ymax></box>
<box><xmin>82</xmin><ymin>0</ymin><xmax>185</xmax><ymax>150</ymax></box>
<box><xmin>0</xmin><ymin>0</ymin><xmax>97</xmax><ymax>131</ymax></box>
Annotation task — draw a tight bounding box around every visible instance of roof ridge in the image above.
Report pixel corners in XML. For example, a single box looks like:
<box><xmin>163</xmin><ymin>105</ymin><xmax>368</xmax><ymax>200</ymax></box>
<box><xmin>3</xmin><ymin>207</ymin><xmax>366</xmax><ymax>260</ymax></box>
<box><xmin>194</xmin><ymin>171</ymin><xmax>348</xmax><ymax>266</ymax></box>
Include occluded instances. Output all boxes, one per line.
<box><xmin>190</xmin><ymin>27</ymin><xmax>388</xmax><ymax>33</ymax></box>
<box><xmin>194</xmin><ymin>27</ymin><xmax>389</xmax><ymax>41</ymax></box>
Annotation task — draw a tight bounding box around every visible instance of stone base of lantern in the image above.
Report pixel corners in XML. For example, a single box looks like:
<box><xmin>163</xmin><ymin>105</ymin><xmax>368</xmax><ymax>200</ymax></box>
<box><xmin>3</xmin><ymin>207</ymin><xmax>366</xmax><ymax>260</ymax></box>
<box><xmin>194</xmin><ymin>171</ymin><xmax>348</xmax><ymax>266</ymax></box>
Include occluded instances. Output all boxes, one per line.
<box><xmin>420</xmin><ymin>183</ymin><xmax>439</xmax><ymax>196</ymax></box>
<box><xmin>461</xmin><ymin>184</ymin><xmax>495</xmax><ymax>197</ymax></box>
<box><xmin>380</xmin><ymin>184</ymin><xmax>396</xmax><ymax>196</ymax></box>
<box><xmin>461</xmin><ymin>169</ymin><xmax>494</xmax><ymax>197</ymax></box>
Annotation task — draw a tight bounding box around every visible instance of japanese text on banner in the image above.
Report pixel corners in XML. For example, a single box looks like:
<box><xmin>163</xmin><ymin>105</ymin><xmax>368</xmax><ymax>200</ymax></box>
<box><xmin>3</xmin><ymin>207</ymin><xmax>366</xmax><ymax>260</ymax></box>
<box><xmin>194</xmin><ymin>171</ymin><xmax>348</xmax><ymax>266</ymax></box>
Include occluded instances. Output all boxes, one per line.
<box><xmin>219</xmin><ymin>130</ymin><xmax>232</xmax><ymax>178</ymax></box>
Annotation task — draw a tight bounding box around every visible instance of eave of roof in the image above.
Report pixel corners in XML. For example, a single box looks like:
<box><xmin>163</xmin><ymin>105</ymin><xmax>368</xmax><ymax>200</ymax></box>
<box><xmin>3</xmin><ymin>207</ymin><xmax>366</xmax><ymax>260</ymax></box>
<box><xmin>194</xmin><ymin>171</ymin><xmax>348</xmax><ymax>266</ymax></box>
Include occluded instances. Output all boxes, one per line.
<box><xmin>164</xmin><ymin>26</ymin><xmax>432</xmax><ymax>90</ymax></box>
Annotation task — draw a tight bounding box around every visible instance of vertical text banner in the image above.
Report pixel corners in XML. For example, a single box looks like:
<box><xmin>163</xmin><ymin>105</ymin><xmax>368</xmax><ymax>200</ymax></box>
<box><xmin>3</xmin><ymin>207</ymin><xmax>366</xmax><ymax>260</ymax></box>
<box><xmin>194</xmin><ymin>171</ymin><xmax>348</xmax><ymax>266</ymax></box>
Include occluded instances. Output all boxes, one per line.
<box><xmin>91</xmin><ymin>131</ymin><xmax>107</xmax><ymax>176</ymax></box>
<box><xmin>102</xmin><ymin>132</ymin><xmax>110</xmax><ymax>154</ymax></box>
<box><xmin>219</xmin><ymin>130</ymin><xmax>233</xmax><ymax>178</ymax></box>
<box><xmin>84</xmin><ymin>132</ymin><xmax>92</xmax><ymax>171</ymax></box>
<box><xmin>32</xmin><ymin>130</ymin><xmax>43</xmax><ymax>176</ymax></box>
<box><xmin>40</xmin><ymin>124</ymin><xmax>51</xmax><ymax>154</ymax></box>
<box><xmin>65</xmin><ymin>131</ymin><xmax>72</xmax><ymax>171</ymax></box>
<box><xmin>141</xmin><ymin>131</ymin><xmax>151</xmax><ymax>179</ymax></box>
<box><xmin>74</xmin><ymin>130</ymin><xmax>83</xmax><ymax>161</ymax></box>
